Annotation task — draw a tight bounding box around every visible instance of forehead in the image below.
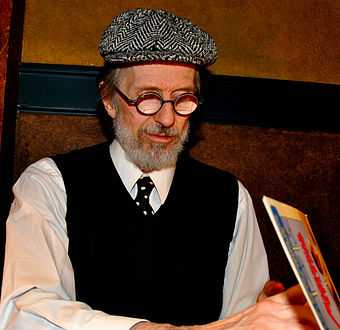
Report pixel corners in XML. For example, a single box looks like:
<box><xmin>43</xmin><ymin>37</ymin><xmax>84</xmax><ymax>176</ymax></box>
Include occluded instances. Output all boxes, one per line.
<box><xmin>118</xmin><ymin>63</ymin><xmax>198</xmax><ymax>89</ymax></box>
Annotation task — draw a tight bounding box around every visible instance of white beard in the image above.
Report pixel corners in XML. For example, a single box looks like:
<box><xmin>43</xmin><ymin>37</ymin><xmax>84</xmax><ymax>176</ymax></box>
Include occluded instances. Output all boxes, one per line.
<box><xmin>113</xmin><ymin>111</ymin><xmax>189</xmax><ymax>172</ymax></box>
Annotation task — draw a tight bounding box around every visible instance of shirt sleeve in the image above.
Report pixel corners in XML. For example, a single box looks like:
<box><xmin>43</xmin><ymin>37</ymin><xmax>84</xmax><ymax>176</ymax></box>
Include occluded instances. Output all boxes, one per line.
<box><xmin>219</xmin><ymin>181</ymin><xmax>269</xmax><ymax>318</ymax></box>
<box><xmin>0</xmin><ymin>158</ymin><xmax>146</xmax><ymax>330</ymax></box>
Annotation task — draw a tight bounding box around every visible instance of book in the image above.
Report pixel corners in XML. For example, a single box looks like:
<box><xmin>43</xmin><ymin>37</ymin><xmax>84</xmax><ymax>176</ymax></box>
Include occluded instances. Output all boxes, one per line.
<box><xmin>262</xmin><ymin>196</ymin><xmax>340</xmax><ymax>330</ymax></box>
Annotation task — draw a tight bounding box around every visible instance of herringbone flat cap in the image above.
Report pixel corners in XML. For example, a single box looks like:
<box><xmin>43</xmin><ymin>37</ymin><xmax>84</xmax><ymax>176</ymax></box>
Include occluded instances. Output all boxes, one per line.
<box><xmin>99</xmin><ymin>8</ymin><xmax>217</xmax><ymax>66</ymax></box>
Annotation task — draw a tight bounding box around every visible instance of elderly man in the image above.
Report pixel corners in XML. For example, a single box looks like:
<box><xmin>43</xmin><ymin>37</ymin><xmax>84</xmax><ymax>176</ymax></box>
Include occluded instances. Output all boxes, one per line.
<box><xmin>0</xmin><ymin>8</ymin><xmax>316</xmax><ymax>330</ymax></box>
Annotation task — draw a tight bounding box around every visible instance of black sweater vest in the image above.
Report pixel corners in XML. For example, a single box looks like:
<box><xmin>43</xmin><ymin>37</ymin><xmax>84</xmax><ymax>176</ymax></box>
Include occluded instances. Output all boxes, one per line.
<box><xmin>53</xmin><ymin>143</ymin><xmax>238</xmax><ymax>325</ymax></box>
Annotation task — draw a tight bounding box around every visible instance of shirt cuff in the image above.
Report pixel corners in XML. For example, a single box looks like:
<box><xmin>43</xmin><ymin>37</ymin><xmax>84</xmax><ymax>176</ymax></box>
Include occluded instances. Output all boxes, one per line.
<box><xmin>81</xmin><ymin>312</ymin><xmax>148</xmax><ymax>330</ymax></box>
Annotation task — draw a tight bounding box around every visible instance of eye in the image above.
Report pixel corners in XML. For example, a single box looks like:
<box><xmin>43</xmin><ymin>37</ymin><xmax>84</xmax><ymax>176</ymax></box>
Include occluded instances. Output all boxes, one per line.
<box><xmin>136</xmin><ymin>93</ymin><xmax>162</xmax><ymax>113</ymax></box>
<box><xmin>175</xmin><ymin>94</ymin><xmax>199</xmax><ymax>114</ymax></box>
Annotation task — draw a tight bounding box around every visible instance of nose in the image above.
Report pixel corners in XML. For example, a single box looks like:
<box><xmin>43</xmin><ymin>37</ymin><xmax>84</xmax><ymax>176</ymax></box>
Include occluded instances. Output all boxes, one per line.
<box><xmin>153</xmin><ymin>101</ymin><xmax>176</xmax><ymax>128</ymax></box>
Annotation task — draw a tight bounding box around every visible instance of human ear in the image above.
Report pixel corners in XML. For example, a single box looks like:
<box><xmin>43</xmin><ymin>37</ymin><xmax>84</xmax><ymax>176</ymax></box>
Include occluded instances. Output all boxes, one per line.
<box><xmin>99</xmin><ymin>82</ymin><xmax>117</xmax><ymax>119</ymax></box>
<box><xmin>102</xmin><ymin>95</ymin><xmax>117</xmax><ymax>119</ymax></box>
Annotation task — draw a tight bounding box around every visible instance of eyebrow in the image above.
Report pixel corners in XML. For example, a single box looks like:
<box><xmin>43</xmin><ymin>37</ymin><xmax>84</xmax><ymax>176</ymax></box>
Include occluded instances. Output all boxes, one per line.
<box><xmin>133</xmin><ymin>85</ymin><xmax>162</xmax><ymax>94</ymax></box>
<box><xmin>133</xmin><ymin>85</ymin><xmax>197</xmax><ymax>95</ymax></box>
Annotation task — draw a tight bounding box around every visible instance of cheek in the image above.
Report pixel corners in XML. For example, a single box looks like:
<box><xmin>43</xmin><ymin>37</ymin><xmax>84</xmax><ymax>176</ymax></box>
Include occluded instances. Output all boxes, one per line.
<box><xmin>116</xmin><ymin>99</ymin><xmax>146</xmax><ymax>133</ymax></box>
<box><xmin>126</xmin><ymin>112</ymin><xmax>151</xmax><ymax>135</ymax></box>
<box><xmin>176</xmin><ymin>117</ymin><xmax>190</xmax><ymax>133</ymax></box>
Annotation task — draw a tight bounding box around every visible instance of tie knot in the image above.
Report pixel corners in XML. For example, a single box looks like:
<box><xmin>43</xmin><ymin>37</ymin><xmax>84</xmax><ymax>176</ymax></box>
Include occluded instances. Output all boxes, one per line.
<box><xmin>135</xmin><ymin>176</ymin><xmax>155</xmax><ymax>216</ymax></box>
<box><xmin>136</xmin><ymin>176</ymin><xmax>154</xmax><ymax>195</ymax></box>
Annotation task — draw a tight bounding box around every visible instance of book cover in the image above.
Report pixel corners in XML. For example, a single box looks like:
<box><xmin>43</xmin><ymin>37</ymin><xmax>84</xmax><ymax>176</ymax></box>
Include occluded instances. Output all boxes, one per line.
<box><xmin>263</xmin><ymin>196</ymin><xmax>340</xmax><ymax>330</ymax></box>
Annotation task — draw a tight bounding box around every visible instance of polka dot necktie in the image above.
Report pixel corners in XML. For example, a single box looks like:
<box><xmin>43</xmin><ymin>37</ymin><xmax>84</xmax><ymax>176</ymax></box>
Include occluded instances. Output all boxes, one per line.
<box><xmin>135</xmin><ymin>176</ymin><xmax>155</xmax><ymax>216</ymax></box>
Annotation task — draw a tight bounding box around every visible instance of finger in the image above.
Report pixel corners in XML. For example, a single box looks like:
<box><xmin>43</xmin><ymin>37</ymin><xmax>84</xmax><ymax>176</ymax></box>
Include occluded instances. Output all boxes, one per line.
<box><xmin>285</xmin><ymin>304</ymin><xmax>319</xmax><ymax>328</ymax></box>
<box><xmin>257</xmin><ymin>280</ymin><xmax>285</xmax><ymax>302</ymax></box>
<box><xmin>269</xmin><ymin>284</ymin><xmax>307</xmax><ymax>305</ymax></box>
<box><xmin>257</xmin><ymin>300</ymin><xmax>319</xmax><ymax>328</ymax></box>
<box><xmin>284</xmin><ymin>284</ymin><xmax>307</xmax><ymax>305</ymax></box>
<box><xmin>264</xmin><ymin>280</ymin><xmax>285</xmax><ymax>295</ymax></box>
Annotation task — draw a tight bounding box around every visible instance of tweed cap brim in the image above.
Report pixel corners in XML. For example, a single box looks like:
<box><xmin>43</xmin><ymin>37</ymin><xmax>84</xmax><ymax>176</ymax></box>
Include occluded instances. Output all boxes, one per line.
<box><xmin>99</xmin><ymin>8</ymin><xmax>217</xmax><ymax>66</ymax></box>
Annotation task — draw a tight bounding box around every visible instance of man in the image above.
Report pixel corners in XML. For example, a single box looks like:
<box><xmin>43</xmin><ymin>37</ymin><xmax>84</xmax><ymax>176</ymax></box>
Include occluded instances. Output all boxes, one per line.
<box><xmin>0</xmin><ymin>8</ymin><xmax>316</xmax><ymax>330</ymax></box>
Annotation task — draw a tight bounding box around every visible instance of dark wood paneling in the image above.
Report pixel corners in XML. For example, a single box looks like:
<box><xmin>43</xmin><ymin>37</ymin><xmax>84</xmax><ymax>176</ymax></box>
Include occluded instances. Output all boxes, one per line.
<box><xmin>190</xmin><ymin>124</ymin><xmax>340</xmax><ymax>287</ymax></box>
<box><xmin>15</xmin><ymin>113</ymin><xmax>106</xmax><ymax>177</ymax></box>
<box><xmin>15</xmin><ymin>112</ymin><xmax>340</xmax><ymax>289</ymax></box>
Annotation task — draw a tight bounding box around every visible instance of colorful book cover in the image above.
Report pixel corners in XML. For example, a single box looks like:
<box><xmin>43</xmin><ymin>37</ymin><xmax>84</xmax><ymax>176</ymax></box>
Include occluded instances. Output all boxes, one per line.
<box><xmin>263</xmin><ymin>196</ymin><xmax>340</xmax><ymax>330</ymax></box>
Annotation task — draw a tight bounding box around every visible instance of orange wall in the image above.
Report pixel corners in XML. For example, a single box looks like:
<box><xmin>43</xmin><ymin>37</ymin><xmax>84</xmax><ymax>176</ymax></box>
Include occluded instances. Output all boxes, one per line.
<box><xmin>22</xmin><ymin>0</ymin><xmax>340</xmax><ymax>84</ymax></box>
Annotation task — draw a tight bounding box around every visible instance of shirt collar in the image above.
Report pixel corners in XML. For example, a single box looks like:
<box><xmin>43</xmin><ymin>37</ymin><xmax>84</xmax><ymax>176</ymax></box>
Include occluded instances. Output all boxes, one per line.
<box><xmin>109</xmin><ymin>140</ymin><xmax>175</xmax><ymax>204</ymax></box>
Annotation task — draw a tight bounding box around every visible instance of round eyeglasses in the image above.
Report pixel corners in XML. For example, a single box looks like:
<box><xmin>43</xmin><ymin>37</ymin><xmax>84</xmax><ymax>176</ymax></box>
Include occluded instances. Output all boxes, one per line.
<box><xmin>113</xmin><ymin>84</ymin><xmax>201</xmax><ymax>116</ymax></box>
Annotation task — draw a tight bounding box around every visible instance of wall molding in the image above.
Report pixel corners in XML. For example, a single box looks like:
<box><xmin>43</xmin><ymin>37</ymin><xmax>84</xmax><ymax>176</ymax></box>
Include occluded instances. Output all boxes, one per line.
<box><xmin>18</xmin><ymin>63</ymin><xmax>340</xmax><ymax>132</ymax></box>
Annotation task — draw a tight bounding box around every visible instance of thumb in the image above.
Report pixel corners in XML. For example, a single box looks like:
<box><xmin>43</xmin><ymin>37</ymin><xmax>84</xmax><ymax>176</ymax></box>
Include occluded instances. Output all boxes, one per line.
<box><xmin>268</xmin><ymin>284</ymin><xmax>307</xmax><ymax>305</ymax></box>
<box><xmin>257</xmin><ymin>280</ymin><xmax>285</xmax><ymax>302</ymax></box>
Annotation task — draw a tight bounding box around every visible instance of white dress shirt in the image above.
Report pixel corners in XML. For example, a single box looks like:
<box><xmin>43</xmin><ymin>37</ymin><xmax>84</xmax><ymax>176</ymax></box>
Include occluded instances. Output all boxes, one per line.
<box><xmin>0</xmin><ymin>140</ymin><xmax>269</xmax><ymax>330</ymax></box>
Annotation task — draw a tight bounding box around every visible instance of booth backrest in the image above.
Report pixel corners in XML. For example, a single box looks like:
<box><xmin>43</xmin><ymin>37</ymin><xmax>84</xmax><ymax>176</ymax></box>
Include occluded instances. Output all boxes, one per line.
<box><xmin>14</xmin><ymin>112</ymin><xmax>340</xmax><ymax>288</ymax></box>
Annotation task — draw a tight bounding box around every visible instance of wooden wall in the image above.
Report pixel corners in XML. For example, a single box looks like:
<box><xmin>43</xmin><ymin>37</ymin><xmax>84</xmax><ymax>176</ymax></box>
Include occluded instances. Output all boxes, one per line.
<box><xmin>22</xmin><ymin>0</ymin><xmax>340</xmax><ymax>83</ymax></box>
<box><xmin>4</xmin><ymin>0</ymin><xmax>340</xmax><ymax>287</ymax></box>
<box><xmin>15</xmin><ymin>112</ymin><xmax>340</xmax><ymax>286</ymax></box>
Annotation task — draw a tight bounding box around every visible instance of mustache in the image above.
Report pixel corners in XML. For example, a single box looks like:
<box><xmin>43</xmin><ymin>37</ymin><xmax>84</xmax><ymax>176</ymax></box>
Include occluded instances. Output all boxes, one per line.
<box><xmin>143</xmin><ymin>123</ymin><xmax>179</xmax><ymax>137</ymax></box>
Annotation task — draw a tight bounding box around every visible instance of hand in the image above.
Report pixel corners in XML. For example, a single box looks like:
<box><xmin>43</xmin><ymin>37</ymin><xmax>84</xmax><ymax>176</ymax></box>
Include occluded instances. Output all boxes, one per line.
<box><xmin>223</xmin><ymin>285</ymin><xmax>317</xmax><ymax>330</ymax></box>
<box><xmin>257</xmin><ymin>280</ymin><xmax>286</xmax><ymax>302</ymax></box>
<box><xmin>267</xmin><ymin>284</ymin><xmax>307</xmax><ymax>305</ymax></box>
<box><xmin>132</xmin><ymin>285</ymin><xmax>318</xmax><ymax>330</ymax></box>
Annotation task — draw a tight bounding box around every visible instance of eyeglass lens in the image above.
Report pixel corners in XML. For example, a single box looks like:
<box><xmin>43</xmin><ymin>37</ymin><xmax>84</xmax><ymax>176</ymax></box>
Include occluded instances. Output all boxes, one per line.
<box><xmin>136</xmin><ymin>93</ymin><xmax>198</xmax><ymax>115</ymax></box>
